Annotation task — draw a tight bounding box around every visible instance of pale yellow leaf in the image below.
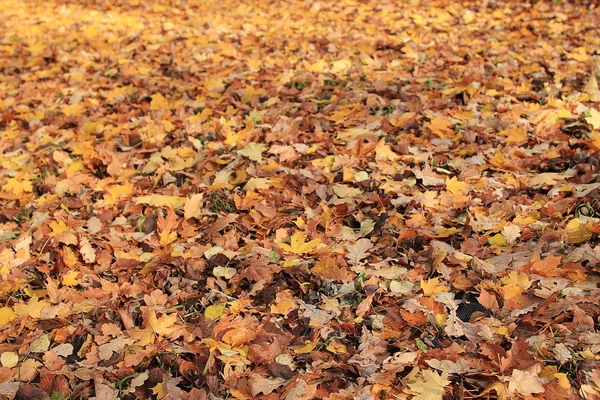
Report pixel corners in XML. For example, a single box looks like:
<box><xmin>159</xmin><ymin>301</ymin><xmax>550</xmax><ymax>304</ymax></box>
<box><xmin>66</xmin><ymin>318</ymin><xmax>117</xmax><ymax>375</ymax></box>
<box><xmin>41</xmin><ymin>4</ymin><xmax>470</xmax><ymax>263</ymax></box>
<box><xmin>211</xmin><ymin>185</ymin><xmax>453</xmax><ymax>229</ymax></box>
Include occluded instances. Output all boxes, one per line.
<box><xmin>135</xmin><ymin>195</ymin><xmax>185</xmax><ymax>208</ymax></box>
<box><xmin>0</xmin><ymin>352</ymin><xmax>18</xmax><ymax>368</ymax></box>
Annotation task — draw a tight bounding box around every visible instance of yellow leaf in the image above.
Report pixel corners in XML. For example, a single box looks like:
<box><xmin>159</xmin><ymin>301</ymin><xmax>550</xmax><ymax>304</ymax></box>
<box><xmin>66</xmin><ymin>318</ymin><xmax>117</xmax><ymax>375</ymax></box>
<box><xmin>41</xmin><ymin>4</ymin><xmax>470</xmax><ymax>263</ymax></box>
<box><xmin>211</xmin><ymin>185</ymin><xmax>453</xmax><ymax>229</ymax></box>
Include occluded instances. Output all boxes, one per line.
<box><xmin>187</xmin><ymin>108</ymin><xmax>213</xmax><ymax>124</ymax></box>
<box><xmin>499</xmin><ymin>127</ymin><xmax>527</xmax><ymax>144</ymax></box>
<box><xmin>565</xmin><ymin>218</ymin><xmax>592</xmax><ymax>244</ymax></box>
<box><xmin>238</xmin><ymin>142</ymin><xmax>264</xmax><ymax>162</ymax></box>
<box><xmin>590</xmin><ymin>131</ymin><xmax>600</xmax><ymax>150</ymax></box>
<box><xmin>294</xmin><ymin>340</ymin><xmax>318</xmax><ymax>354</ymax></box>
<box><xmin>500</xmin><ymin>272</ymin><xmax>529</xmax><ymax>300</ymax></box>
<box><xmin>49</xmin><ymin>220</ymin><xmax>70</xmax><ymax>236</ymax></box>
<box><xmin>204</xmin><ymin>304</ymin><xmax>226</xmax><ymax>320</ymax></box>
<box><xmin>375</xmin><ymin>139</ymin><xmax>400</xmax><ymax>161</ymax></box>
<box><xmin>421</xmin><ymin>278</ymin><xmax>449</xmax><ymax>297</ymax></box>
<box><xmin>161</xmin><ymin>120</ymin><xmax>175</xmax><ymax>132</ymax></box>
<box><xmin>331</xmin><ymin>59</ymin><xmax>351</xmax><ymax>73</ymax></box>
<box><xmin>308</xmin><ymin>59</ymin><xmax>329</xmax><ymax>73</ymax></box>
<box><xmin>428</xmin><ymin>116</ymin><xmax>454</xmax><ymax>138</ymax></box>
<box><xmin>435</xmin><ymin>313</ymin><xmax>448</xmax><ymax>326</ymax></box>
<box><xmin>279</xmin><ymin>231</ymin><xmax>322</xmax><ymax>254</ymax></box>
<box><xmin>62</xmin><ymin>270</ymin><xmax>80</xmax><ymax>286</ymax></box>
<box><xmin>62</xmin><ymin>103</ymin><xmax>86</xmax><ymax>117</ymax></box>
<box><xmin>135</xmin><ymin>194</ymin><xmax>186</xmax><ymax>208</ymax></box>
<box><xmin>104</xmin><ymin>183</ymin><xmax>134</xmax><ymax>205</ymax></box>
<box><xmin>555</xmin><ymin>372</ymin><xmax>571</xmax><ymax>389</ymax></box>
<box><xmin>159</xmin><ymin>230</ymin><xmax>177</xmax><ymax>245</ymax></box>
<box><xmin>0</xmin><ymin>352</ymin><xmax>18</xmax><ymax>368</ymax></box>
<box><xmin>62</xmin><ymin>247</ymin><xmax>78</xmax><ymax>268</ymax></box>
<box><xmin>445</xmin><ymin>177</ymin><xmax>470</xmax><ymax>195</ymax></box>
<box><xmin>244</xmin><ymin>178</ymin><xmax>272</xmax><ymax>193</ymax></box>
<box><xmin>488</xmin><ymin>233</ymin><xmax>509</xmax><ymax>247</ymax></box>
<box><xmin>204</xmin><ymin>77</ymin><xmax>225</xmax><ymax>93</ymax></box>
<box><xmin>326</xmin><ymin>340</ymin><xmax>347</xmax><ymax>355</ymax></box>
<box><xmin>406</xmin><ymin>368</ymin><xmax>451</xmax><ymax>400</ymax></box>
<box><xmin>152</xmin><ymin>382</ymin><xmax>165</xmax><ymax>400</ymax></box>
<box><xmin>147</xmin><ymin>310</ymin><xmax>178</xmax><ymax>336</ymax></box>
<box><xmin>586</xmin><ymin>109</ymin><xmax>600</xmax><ymax>129</ymax></box>
<box><xmin>14</xmin><ymin>296</ymin><xmax>50</xmax><ymax>319</ymax></box>
<box><xmin>150</xmin><ymin>93</ymin><xmax>169</xmax><ymax>110</ymax></box>
<box><xmin>2</xmin><ymin>178</ymin><xmax>32</xmax><ymax>196</ymax></box>
<box><xmin>66</xmin><ymin>161</ymin><xmax>84</xmax><ymax>178</ymax></box>
<box><xmin>585</xmin><ymin>74</ymin><xmax>599</xmax><ymax>95</ymax></box>
<box><xmin>0</xmin><ymin>307</ymin><xmax>17</xmax><ymax>325</ymax></box>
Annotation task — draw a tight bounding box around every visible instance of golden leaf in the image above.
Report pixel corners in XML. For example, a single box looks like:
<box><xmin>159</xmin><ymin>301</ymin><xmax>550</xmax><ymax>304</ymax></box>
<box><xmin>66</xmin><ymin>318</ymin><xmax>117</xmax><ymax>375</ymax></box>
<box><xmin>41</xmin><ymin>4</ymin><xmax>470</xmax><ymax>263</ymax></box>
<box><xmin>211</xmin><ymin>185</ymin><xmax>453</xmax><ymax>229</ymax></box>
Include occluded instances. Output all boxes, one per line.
<box><xmin>204</xmin><ymin>304</ymin><xmax>226</xmax><ymax>320</ymax></box>
<box><xmin>279</xmin><ymin>232</ymin><xmax>322</xmax><ymax>255</ymax></box>
<box><xmin>420</xmin><ymin>278</ymin><xmax>449</xmax><ymax>297</ymax></box>
<box><xmin>150</xmin><ymin>93</ymin><xmax>169</xmax><ymax>110</ymax></box>
<box><xmin>2</xmin><ymin>178</ymin><xmax>32</xmax><ymax>196</ymax></box>
<box><xmin>49</xmin><ymin>220</ymin><xmax>70</xmax><ymax>236</ymax></box>
<box><xmin>135</xmin><ymin>194</ymin><xmax>186</xmax><ymax>208</ymax></box>
<box><xmin>0</xmin><ymin>307</ymin><xmax>17</xmax><ymax>325</ymax></box>
<box><xmin>62</xmin><ymin>270</ymin><xmax>80</xmax><ymax>286</ymax></box>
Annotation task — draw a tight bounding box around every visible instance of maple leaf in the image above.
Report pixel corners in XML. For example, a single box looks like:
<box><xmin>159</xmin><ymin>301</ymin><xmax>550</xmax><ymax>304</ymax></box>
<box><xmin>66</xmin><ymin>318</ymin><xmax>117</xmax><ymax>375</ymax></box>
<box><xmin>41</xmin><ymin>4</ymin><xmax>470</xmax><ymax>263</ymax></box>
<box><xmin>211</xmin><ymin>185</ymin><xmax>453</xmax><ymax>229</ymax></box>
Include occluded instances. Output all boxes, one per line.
<box><xmin>406</xmin><ymin>368</ymin><xmax>451</xmax><ymax>400</ymax></box>
<box><xmin>150</xmin><ymin>93</ymin><xmax>169</xmax><ymax>110</ymax></box>
<box><xmin>499</xmin><ymin>127</ymin><xmax>528</xmax><ymax>144</ymax></box>
<box><xmin>104</xmin><ymin>182</ymin><xmax>134</xmax><ymax>205</ymax></box>
<box><xmin>146</xmin><ymin>310</ymin><xmax>178</xmax><ymax>337</ymax></box>
<box><xmin>2</xmin><ymin>177</ymin><xmax>32</xmax><ymax>195</ymax></box>
<box><xmin>238</xmin><ymin>142</ymin><xmax>265</xmax><ymax>162</ymax></box>
<box><xmin>270</xmin><ymin>294</ymin><xmax>297</xmax><ymax>316</ymax></box>
<box><xmin>13</xmin><ymin>296</ymin><xmax>50</xmax><ymax>319</ymax></box>
<box><xmin>279</xmin><ymin>231</ymin><xmax>322</xmax><ymax>254</ymax></box>
<box><xmin>427</xmin><ymin>115</ymin><xmax>454</xmax><ymax>138</ymax></box>
<box><xmin>49</xmin><ymin>220</ymin><xmax>70</xmax><ymax>236</ymax></box>
<box><xmin>345</xmin><ymin>238</ymin><xmax>373</xmax><ymax>266</ymax></box>
<box><xmin>445</xmin><ymin>177</ymin><xmax>470</xmax><ymax>195</ymax></box>
<box><xmin>421</xmin><ymin>278</ymin><xmax>449</xmax><ymax>297</ymax></box>
<box><xmin>62</xmin><ymin>270</ymin><xmax>80</xmax><ymax>286</ymax></box>
<box><xmin>500</xmin><ymin>272</ymin><xmax>530</xmax><ymax>300</ymax></box>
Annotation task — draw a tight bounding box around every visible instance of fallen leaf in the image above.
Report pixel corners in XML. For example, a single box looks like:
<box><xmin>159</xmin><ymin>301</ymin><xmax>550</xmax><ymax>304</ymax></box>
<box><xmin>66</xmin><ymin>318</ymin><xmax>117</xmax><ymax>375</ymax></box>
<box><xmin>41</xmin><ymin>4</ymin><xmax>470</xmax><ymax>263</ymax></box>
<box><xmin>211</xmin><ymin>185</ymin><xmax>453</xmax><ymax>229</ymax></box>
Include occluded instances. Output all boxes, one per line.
<box><xmin>508</xmin><ymin>369</ymin><xmax>545</xmax><ymax>396</ymax></box>
<box><xmin>0</xmin><ymin>352</ymin><xmax>18</xmax><ymax>368</ymax></box>
<box><xmin>280</xmin><ymin>232</ymin><xmax>322</xmax><ymax>255</ymax></box>
<box><xmin>345</xmin><ymin>238</ymin><xmax>373</xmax><ymax>266</ymax></box>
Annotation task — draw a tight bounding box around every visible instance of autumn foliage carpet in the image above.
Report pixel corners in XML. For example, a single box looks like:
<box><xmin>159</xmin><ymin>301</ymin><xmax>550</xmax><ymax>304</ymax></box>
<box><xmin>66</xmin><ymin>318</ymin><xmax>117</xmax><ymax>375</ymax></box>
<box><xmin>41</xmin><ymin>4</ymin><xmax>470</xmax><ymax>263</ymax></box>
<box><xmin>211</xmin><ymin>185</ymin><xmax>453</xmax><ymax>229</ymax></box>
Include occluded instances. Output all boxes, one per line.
<box><xmin>3</xmin><ymin>0</ymin><xmax>600</xmax><ymax>398</ymax></box>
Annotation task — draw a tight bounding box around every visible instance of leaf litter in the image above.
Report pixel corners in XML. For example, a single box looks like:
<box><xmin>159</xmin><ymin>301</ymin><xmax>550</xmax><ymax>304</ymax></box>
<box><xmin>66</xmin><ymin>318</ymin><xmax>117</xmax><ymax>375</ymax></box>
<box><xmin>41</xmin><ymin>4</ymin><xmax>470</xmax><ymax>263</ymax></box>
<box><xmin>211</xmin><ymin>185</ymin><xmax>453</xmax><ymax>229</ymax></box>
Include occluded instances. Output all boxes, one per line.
<box><xmin>1</xmin><ymin>0</ymin><xmax>600</xmax><ymax>399</ymax></box>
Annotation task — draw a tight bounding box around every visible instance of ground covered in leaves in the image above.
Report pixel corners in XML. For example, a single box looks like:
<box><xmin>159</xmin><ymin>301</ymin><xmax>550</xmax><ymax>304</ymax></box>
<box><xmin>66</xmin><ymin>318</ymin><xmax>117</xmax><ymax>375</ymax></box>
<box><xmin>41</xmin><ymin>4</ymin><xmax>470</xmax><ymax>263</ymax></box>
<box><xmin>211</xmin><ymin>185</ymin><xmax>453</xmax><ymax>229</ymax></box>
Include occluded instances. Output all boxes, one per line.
<box><xmin>3</xmin><ymin>0</ymin><xmax>600</xmax><ymax>399</ymax></box>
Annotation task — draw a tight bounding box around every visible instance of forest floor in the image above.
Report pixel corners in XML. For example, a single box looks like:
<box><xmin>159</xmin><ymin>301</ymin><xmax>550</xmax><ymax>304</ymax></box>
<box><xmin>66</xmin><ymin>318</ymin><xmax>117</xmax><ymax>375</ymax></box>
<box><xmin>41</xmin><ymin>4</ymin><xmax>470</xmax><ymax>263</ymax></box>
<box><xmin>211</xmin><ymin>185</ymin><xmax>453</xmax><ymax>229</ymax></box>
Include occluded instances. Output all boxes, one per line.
<box><xmin>1</xmin><ymin>0</ymin><xmax>600</xmax><ymax>399</ymax></box>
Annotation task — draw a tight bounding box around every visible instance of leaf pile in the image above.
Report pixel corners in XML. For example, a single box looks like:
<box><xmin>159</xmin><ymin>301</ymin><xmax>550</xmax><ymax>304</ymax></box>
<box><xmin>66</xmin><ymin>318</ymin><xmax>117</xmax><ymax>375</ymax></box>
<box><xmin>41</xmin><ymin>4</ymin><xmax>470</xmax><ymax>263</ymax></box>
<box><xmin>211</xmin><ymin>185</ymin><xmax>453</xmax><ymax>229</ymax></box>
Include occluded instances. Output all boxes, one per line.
<box><xmin>2</xmin><ymin>0</ymin><xmax>600</xmax><ymax>399</ymax></box>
